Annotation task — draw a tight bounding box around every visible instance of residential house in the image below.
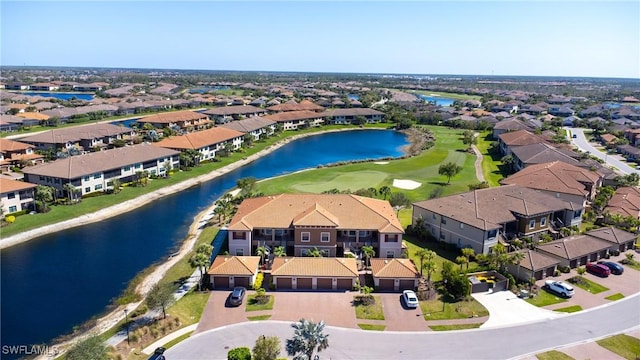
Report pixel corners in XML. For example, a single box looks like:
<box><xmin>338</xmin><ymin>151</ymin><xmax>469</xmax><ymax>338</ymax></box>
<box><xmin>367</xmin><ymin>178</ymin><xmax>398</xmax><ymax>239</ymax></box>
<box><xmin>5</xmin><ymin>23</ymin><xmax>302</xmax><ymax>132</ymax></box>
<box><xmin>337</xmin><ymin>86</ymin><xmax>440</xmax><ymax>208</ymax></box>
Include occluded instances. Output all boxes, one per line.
<box><xmin>22</xmin><ymin>143</ymin><xmax>179</xmax><ymax>196</ymax></box>
<box><xmin>29</xmin><ymin>83</ymin><xmax>60</xmax><ymax>91</ymax></box>
<box><xmin>219</xmin><ymin>117</ymin><xmax>276</xmax><ymax>141</ymax></box>
<box><xmin>509</xmin><ymin>142</ymin><xmax>583</xmax><ymax>171</ymax></box>
<box><xmin>535</xmin><ymin>234</ymin><xmax>613</xmax><ymax>268</ymax></box>
<box><xmin>266</xmin><ymin>99</ymin><xmax>324</xmax><ymax>113</ymax></box>
<box><xmin>270</xmin><ymin>257</ymin><xmax>358</xmax><ymax>290</ymax></box>
<box><xmin>604</xmin><ymin>187</ymin><xmax>640</xmax><ymax>220</ymax></box>
<box><xmin>203</xmin><ymin>105</ymin><xmax>267</xmax><ymax>124</ymax></box>
<box><xmin>492</xmin><ymin>119</ymin><xmax>534</xmax><ymax>139</ymax></box>
<box><xmin>599</xmin><ymin>133</ymin><xmax>618</xmax><ymax>148</ymax></box>
<box><xmin>500</xmin><ymin>161</ymin><xmax>602</xmax><ymax>226</ymax></box>
<box><xmin>155</xmin><ymin>127</ymin><xmax>244</xmax><ymax>162</ymax></box>
<box><xmin>136</xmin><ymin>110</ymin><xmax>211</xmax><ymax>131</ymax></box>
<box><xmin>506</xmin><ymin>249</ymin><xmax>559</xmax><ymax>281</ymax></box>
<box><xmin>616</xmin><ymin>144</ymin><xmax>640</xmax><ymax>161</ymax></box>
<box><xmin>73</xmin><ymin>83</ymin><xmax>107</xmax><ymax>92</ymax></box>
<box><xmin>0</xmin><ymin>138</ymin><xmax>44</xmax><ymax>170</ymax></box>
<box><xmin>412</xmin><ymin>185</ymin><xmax>581</xmax><ymax>254</ymax></box>
<box><xmin>548</xmin><ymin>105</ymin><xmax>574</xmax><ymax>117</ymax></box>
<box><xmin>207</xmin><ymin>256</ymin><xmax>261</xmax><ymax>289</ymax></box>
<box><xmin>370</xmin><ymin>258</ymin><xmax>420</xmax><ymax>292</ymax></box>
<box><xmin>227</xmin><ymin>193</ymin><xmax>404</xmax><ymax>259</ymax></box>
<box><xmin>498</xmin><ymin>130</ymin><xmax>548</xmax><ymax>156</ymax></box>
<box><xmin>19</xmin><ymin>123</ymin><xmax>136</xmax><ymax>152</ymax></box>
<box><xmin>624</xmin><ymin>129</ymin><xmax>640</xmax><ymax>147</ymax></box>
<box><xmin>323</xmin><ymin>108</ymin><xmax>385</xmax><ymax>124</ymax></box>
<box><xmin>586</xmin><ymin>226</ymin><xmax>637</xmax><ymax>253</ymax></box>
<box><xmin>0</xmin><ymin>178</ymin><xmax>37</xmax><ymax>214</ymax></box>
<box><xmin>261</xmin><ymin>110</ymin><xmax>325</xmax><ymax>130</ymax></box>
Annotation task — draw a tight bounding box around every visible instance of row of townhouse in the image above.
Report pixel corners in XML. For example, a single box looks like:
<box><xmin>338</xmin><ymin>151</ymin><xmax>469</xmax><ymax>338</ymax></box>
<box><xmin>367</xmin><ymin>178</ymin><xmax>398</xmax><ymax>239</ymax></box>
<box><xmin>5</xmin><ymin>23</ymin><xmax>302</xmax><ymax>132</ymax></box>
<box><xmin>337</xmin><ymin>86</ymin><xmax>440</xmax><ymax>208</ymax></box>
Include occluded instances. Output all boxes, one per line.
<box><xmin>3</xmin><ymin>82</ymin><xmax>108</xmax><ymax>92</ymax></box>
<box><xmin>0</xmin><ymin>138</ymin><xmax>45</xmax><ymax>171</ymax></box>
<box><xmin>18</xmin><ymin>123</ymin><xmax>136</xmax><ymax>152</ymax></box>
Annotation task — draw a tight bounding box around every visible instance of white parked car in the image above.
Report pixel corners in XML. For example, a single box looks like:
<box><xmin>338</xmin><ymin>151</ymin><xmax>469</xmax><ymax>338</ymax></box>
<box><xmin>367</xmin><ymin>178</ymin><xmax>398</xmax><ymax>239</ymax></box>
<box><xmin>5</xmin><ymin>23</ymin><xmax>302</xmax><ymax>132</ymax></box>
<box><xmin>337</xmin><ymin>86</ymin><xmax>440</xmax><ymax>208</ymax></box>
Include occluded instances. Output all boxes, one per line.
<box><xmin>544</xmin><ymin>280</ymin><xmax>575</xmax><ymax>298</ymax></box>
<box><xmin>401</xmin><ymin>290</ymin><xmax>419</xmax><ymax>308</ymax></box>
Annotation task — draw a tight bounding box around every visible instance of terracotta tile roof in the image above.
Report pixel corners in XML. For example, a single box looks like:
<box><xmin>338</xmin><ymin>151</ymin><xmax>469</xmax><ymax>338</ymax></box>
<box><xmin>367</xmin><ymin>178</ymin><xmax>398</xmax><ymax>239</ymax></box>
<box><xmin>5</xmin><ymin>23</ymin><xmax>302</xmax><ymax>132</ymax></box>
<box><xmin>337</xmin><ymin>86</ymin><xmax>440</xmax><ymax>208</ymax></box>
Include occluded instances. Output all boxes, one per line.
<box><xmin>500</xmin><ymin>161</ymin><xmax>601</xmax><ymax>197</ymax></box>
<box><xmin>19</xmin><ymin>123</ymin><xmax>133</xmax><ymax>144</ymax></box>
<box><xmin>0</xmin><ymin>178</ymin><xmax>36</xmax><ymax>194</ymax></box>
<box><xmin>220</xmin><ymin>117</ymin><xmax>276</xmax><ymax>133</ymax></box>
<box><xmin>600</xmin><ymin>134</ymin><xmax>618</xmax><ymax>143</ymax></box>
<box><xmin>270</xmin><ymin>257</ymin><xmax>358</xmax><ymax>277</ymax></box>
<box><xmin>137</xmin><ymin>110</ymin><xmax>209</xmax><ymax>124</ymax></box>
<box><xmin>511</xmin><ymin>143</ymin><xmax>584</xmax><ymax>167</ymax></box>
<box><xmin>16</xmin><ymin>112</ymin><xmax>49</xmax><ymax>120</ymax></box>
<box><xmin>536</xmin><ymin>235</ymin><xmax>611</xmax><ymax>260</ymax></box>
<box><xmin>494</xmin><ymin>119</ymin><xmax>533</xmax><ymax>131</ymax></box>
<box><xmin>0</xmin><ymin>138</ymin><xmax>34</xmax><ymax>152</ymax></box>
<box><xmin>266</xmin><ymin>100</ymin><xmax>324</xmax><ymax>112</ymax></box>
<box><xmin>370</xmin><ymin>258</ymin><xmax>420</xmax><ymax>279</ymax></box>
<box><xmin>605</xmin><ymin>187</ymin><xmax>640</xmax><ymax>218</ymax></box>
<box><xmin>203</xmin><ymin>105</ymin><xmax>267</xmax><ymax>116</ymax></box>
<box><xmin>207</xmin><ymin>255</ymin><xmax>260</xmax><ymax>276</ymax></box>
<box><xmin>155</xmin><ymin>127</ymin><xmax>244</xmax><ymax>150</ymax></box>
<box><xmin>413</xmin><ymin>184</ymin><xmax>572</xmax><ymax>231</ymax></box>
<box><xmin>586</xmin><ymin>226</ymin><xmax>637</xmax><ymax>245</ymax></box>
<box><xmin>262</xmin><ymin>110</ymin><xmax>324</xmax><ymax>123</ymax></box>
<box><xmin>499</xmin><ymin>130</ymin><xmax>548</xmax><ymax>146</ymax></box>
<box><xmin>323</xmin><ymin>108</ymin><xmax>384</xmax><ymax>117</ymax></box>
<box><xmin>514</xmin><ymin>249</ymin><xmax>559</xmax><ymax>271</ymax></box>
<box><xmin>292</xmin><ymin>203</ymin><xmax>340</xmax><ymax>227</ymax></box>
<box><xmin>22</xmin><ymin>143</ymin><xmax>179</xmax><ymax>179</ymax></box>
<box><xmin>228</xmin><ymin>194</ymin><xmax>403</xmax><ymax>234</ymax></box>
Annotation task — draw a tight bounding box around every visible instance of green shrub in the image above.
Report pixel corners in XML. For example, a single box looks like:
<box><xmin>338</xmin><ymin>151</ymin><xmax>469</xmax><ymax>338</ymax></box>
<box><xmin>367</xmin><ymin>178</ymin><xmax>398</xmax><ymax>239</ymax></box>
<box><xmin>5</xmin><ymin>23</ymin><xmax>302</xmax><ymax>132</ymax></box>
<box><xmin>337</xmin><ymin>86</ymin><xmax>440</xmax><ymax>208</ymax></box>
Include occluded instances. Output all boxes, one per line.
<box><xmin>228</xmin><ymin>347</ymin><xmax>252</xmax><ymax>360</ymax></box>
<box><xmin>559</xmin><ymin>266</ymin><xmax>571</xmax><ymax>273</ymax></box>
<box><xmin>253</xmin><ymin>272</ymin><xmax>264</xmax><ymax>290</ymax></box>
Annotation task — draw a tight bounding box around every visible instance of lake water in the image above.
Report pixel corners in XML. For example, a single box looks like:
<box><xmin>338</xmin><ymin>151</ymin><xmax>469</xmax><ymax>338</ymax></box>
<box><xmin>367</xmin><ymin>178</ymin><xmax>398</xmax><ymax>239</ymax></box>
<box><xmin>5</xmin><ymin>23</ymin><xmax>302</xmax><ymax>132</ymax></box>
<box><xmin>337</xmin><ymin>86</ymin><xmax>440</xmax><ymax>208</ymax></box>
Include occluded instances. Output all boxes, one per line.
<box><xmin>417</xmin><ymin>94</ymin><xmax>455</xmax><ymax>107</ymax></box>
<box><xmin>0</xmin><ymin>129</ymin><xmax>408</xmax><ymax>352</ymax></box>
<box><xmin>18</xmin><ymin>92</ymin><xmax>95</xmax><ymax>101</ymax></box>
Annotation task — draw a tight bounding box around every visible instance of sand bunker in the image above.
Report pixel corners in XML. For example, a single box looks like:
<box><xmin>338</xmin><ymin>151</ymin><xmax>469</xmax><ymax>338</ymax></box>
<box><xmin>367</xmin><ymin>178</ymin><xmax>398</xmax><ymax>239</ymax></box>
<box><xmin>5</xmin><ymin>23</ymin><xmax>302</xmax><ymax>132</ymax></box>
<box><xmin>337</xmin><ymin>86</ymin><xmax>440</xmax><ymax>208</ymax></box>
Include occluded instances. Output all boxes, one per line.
<box><xmin>374</xmin><ymin>161</ymin><xmax>389</xmax><ymax>165</ymax></box>
<box><xmin>392</xmin><ymin>179</ymin><xmax>421</xmax><ymax>190</ymax></box>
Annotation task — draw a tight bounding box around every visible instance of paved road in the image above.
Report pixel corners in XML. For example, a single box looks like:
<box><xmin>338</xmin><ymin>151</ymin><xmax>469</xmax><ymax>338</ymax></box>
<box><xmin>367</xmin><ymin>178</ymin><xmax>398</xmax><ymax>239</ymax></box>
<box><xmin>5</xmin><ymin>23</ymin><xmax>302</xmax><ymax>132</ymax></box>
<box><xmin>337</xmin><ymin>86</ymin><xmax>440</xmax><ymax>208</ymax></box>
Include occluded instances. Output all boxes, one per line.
<box><xmin>566</xmin><ymin>127</ymin><xmax>639</xmax><ymax>175</ymax></box>
<box><xmin>167</xmin><ymin>293</ymin><xmax>640</xmax><ymax>360</ymax></box>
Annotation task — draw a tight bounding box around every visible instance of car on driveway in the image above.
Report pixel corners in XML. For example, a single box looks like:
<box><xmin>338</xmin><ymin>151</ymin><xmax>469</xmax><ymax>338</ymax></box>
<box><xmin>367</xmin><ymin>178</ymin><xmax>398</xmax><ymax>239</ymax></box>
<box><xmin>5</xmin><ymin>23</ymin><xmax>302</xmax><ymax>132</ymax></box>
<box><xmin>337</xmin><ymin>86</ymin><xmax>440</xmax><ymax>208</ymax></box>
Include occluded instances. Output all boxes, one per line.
<box><xmin>544</xmin><ymin>280</ymin><xmax>575</xmax><ymax>298</ymax></box>
<box><xmin>586</xmin><ymin>263</ymin><xmax>611</xmax><ymax>277</ymax></box>
<box><xmin>229</xmin><ymin>287</ymin><xmax>246</xmax><ymax>306</ymax></box>
<box><xmin>597</xmin><ymin>261</ymin><xmax>624</xmax><ymax>275</ymax></box>
<box><xmin>401</xmin><ymin>290</ymin><xmax>419</xmax><ymax>308</ymax></box>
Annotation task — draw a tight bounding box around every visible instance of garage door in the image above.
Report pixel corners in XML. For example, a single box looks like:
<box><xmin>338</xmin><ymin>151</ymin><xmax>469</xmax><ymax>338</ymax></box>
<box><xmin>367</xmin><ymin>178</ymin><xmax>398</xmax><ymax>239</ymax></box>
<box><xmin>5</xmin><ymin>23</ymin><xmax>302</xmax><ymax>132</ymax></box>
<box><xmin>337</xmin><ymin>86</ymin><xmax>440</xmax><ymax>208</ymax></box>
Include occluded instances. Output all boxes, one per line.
<box><xmin>297</xmin><ymin>278</ymin><xmax>313</xmax><ymax>290</ymax></box>
<box><xmin>399</xmin><ymin>280</ymin><xmax>415</xmax><ymax>291</ymax></box>
<box><xmin>378</xmin><ymin>279</ymin><xmax>394</xmax><ymax>292</ymax></box>
<box><xmin>234</xmin><ymin>277</ymin><xmax>250</xmax><ymax>288</ymax></box>
<box><xmin>534</xmin><ymin>270</ymin><xmax>544</xmax><ymax>280</ymax></box>
<box><xmin>213</xmin><ymin>276</ymin><xmax>230</xmax><ymax>289</ymax></box>
<box><xmin>277</xmin><ymin>277</ymin><xmax>292</xmax><ymax>290</ymax></box>
<box><xmin>336</xmin><ymin>278</ymin><xmax>353</xmax><ymax>290</ymax></box>
<box><xmin>317</xmin><ymin>278</ymin><xmax>333</xmax><ymax>290</ymax></box>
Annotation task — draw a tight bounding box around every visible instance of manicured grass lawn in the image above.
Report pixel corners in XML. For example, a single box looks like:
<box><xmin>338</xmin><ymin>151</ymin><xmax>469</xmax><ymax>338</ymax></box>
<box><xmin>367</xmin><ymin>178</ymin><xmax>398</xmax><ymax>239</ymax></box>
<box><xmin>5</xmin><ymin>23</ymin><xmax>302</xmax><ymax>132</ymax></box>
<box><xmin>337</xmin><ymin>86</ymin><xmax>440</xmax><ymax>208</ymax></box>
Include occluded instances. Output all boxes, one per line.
<box><xmin>526</xmin><ymin>290</ymin><xmax>568</xmax><ymax>307</ymax></box>
<box><xmin>247</xmin><ymin>315</ymin><xmax>272</xmax><ymax>321</ymax></box>
<box><xmin>161</xmin><ymin>226</ymin><xmax>219</xmax><ymax>287</ymax></box>
<box><xmin>408</xmin><ymin>90</ymin><xmax>482</xmax><ymax>101</ymax></box>
<box><xmin>354</xmin><ymin>296</ymin><xmax>385</xmax><ymax>320</ymax></box>
<box><xmin>167</xmin><ymin>290</ymin><xmax>211</xmax><ymax>326</ymax></box>
<box><xmin>246</xmin><ymin>294</ymin><xmax>275</xmax><ymax>311</ymax></box>
<box><xmin>535</xmin><ymin>350</ymin><xmax>575</xmax><ymax>360</ymax></box>
<box><xmin>571</xmin><ymin>276</ymin><xmax>609</xmax><ymax>294</ymax></box>
<box><xmin>621</xmin><ymin>259</ymin><xmax>640</xmax><ymax>271</ymax></box>
<box><xmin>255</xmin><ymin>125</ymin><xmax>479</xmax><ymax>202</ymax></box>
<box><xmin>403</xmin><ymin>235</ymin><xmax>479</xmax><ymax>282</ymax></box>
<box><xmin>357</xmin><ymin>324</ymin><xmax>386</xmax><ymax>331</ymax></box>
<box><xmin>429</xmin><ymin>323</ymin><xmax>483</xmax><ymax>331</ymax></box>
<box><xmin>596</xmin><ymin>334</ymin><xmax>640</xmax><ymax>360</ymax></box>
<box><xmin>420</xmin><ymin>298</ymin><xmax>488</xmax><ymax>321</ymax></box>
<box><xmin>554</xmin><ymin>305</ymin><xmax>583</xmax><ymax>313</ymax></box>
<box><xmin>605</xmin><ymin>293</ymin><xmax>625</xmax><ymax>301</ymax></box>
<box><xmin>475</xmin><ymin>131</ymin><xmax>504</xmax><ymax>187</ymax></box>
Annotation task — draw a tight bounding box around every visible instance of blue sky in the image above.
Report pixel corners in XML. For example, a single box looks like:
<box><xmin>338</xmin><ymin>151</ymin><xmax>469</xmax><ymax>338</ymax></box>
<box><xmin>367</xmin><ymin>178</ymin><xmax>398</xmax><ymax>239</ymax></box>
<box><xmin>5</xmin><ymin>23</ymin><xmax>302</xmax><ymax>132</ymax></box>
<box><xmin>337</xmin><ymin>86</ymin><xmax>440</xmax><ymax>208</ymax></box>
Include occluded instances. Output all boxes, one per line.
<box><xmin>1</xmin><ymin>1</ymin><xmax>638</xmax><ymax>78</ymax></box>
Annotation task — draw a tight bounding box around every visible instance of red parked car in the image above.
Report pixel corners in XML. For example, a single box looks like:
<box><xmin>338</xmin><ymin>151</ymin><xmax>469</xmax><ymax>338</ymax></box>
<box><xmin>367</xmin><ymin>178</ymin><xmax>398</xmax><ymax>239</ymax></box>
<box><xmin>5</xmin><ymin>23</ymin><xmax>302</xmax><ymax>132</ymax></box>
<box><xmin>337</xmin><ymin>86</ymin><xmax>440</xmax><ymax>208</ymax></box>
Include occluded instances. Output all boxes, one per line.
<box><xmin>586</xmin><ymin>263</ymin><xmax>611</xmax><ymax>277</ymax></box>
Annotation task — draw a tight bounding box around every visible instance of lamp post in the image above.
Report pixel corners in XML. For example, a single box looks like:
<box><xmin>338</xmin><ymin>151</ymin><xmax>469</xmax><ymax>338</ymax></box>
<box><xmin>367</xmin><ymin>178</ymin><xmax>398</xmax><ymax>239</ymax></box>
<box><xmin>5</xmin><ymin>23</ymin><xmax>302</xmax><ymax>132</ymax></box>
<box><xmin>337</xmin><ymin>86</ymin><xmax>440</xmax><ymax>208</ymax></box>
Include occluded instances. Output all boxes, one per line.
<box><xmin>124</xmin><ymin>308</ymin><xmax>130</xmax><ymax>344</ymax></box>
<box><xmin>442</xmin><ymin>279</ymin><xmax>448</xmax><ymax>312</ymax></box>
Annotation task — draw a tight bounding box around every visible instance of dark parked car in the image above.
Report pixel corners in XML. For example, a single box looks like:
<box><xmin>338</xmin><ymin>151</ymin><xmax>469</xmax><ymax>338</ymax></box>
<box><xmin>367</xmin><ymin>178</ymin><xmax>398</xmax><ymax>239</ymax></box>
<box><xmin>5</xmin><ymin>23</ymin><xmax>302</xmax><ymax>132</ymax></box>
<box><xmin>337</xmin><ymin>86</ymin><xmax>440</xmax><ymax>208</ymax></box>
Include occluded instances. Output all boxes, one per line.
<box><xmin>586</xmin><ymin>263</ymin><xmax>611</xmax><ymax>277</ymax></box>
<box><xmin>597</xmin><ymin>261</ymin><xmax>624</xmax><ymax>275</ymax></box>
<box><xmin>229</xmin><ymin>286</ymin><xmax>246</xmax><ymax>306</ymax></box>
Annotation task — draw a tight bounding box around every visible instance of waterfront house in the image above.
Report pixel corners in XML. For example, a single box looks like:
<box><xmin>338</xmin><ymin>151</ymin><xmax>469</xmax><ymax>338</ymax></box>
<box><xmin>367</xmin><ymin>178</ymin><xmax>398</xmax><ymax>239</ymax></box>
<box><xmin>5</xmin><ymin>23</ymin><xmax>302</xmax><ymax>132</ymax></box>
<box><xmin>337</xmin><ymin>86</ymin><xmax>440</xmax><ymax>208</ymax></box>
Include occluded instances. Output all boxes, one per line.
<box><xmin>270</xmin><ymin>257</ymin><xmax>359</xmax><ymax>290</ymax></box>
<box><xmin>203</xmin><ymin>105</ymin><xmax>267</xmax><ymax>124</ymax></box>
<box><xmin>155</xmin><ymin>127</ymin><xmax>244</xmax><ymax>162</ymax></box>
<box><xmin>227</xmin><ymin>193</ymin><xmax>404</xmax><ymax>259</ymax></box>
<box><xmin>19</xmin><ymin>123</ymin><xmax>136</xmax><ymax>152</ymax></box>
<box><xmin>323</xmin><ymin>108</ymin><xmax>385</xmax><ymax>124</ymax></box>
<box><xmin>412</xmin><ymin>185</ymin><xmax>581</xmax><ymax>254</ymax></box>
<box><xmin>0</xmin><ymin>178</ymin><xmax>36</xmax><ymax>214</ymax></box>
<box><xmin>22</xmin><ymin>143</ymin><xmax>179</xmax><ymax>196</ymax></box>
<box><xmin>219</xmin><ymin>117</ymin><xmax>276</xmax><ymax>141</ymax></box>
<box><xmin>261</xmin><ymin>110</ymin><xmax>325</xmax><ymax>130</ymax></box>
<box><xmin>207</xmin><ymin>255</ymin><xmax>261</xmax><ymax>289</ymax></box>
<box><xmin>136</xmin><ymin>110</ymin><xmax>211</xmax><ymax>131</ymax></box>
<box><xmin>29</xmin><ymin>83</ymin><xmax>60</xmax><ymax>91</ymax></box>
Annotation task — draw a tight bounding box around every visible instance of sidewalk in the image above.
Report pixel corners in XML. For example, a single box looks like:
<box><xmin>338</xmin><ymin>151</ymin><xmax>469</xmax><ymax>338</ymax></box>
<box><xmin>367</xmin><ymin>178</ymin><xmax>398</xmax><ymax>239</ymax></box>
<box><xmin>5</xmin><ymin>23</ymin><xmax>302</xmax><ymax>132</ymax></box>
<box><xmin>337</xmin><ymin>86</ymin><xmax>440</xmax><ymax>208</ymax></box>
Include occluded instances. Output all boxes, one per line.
<box><xmin>142</xmin><ymin>323</ymin><xmax>198</xmax><ymax>355</ymax></box>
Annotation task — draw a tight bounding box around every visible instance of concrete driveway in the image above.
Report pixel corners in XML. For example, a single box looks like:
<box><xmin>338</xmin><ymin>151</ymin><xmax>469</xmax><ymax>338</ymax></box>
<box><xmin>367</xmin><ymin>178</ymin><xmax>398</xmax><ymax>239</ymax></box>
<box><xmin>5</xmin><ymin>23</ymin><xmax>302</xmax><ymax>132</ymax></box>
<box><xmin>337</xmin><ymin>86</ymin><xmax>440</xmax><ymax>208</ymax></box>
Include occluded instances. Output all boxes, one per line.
<box><xmin>378</xmin><ymin>293</ymin><xmax>429</xmax><ymax>331</ymax></box>
<box><xmin>472</xmin><ymin>290</ymin><xmax>563</xmax><ymax>328</ymax></box>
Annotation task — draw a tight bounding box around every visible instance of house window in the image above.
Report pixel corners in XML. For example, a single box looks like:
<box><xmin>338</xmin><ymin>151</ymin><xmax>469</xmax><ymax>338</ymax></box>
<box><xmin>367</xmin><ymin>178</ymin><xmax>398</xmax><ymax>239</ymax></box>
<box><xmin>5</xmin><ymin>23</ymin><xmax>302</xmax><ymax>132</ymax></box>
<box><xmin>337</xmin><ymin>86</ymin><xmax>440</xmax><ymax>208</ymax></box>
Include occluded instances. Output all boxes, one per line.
<box><xmin>359</xmin><ymin>230</ymin><xmax>370</xmax><ymax>237</ymax></box>
<box><xmin>386</xmin><ymin>234</ymin><xmax>398</xmax><ymax>242</ymax></box>
<box><xmin>54</xmin><ymin>178</ymin><xmax>60</xmax><ymax>184</ymax></box>
<box><xmin>233</xmin><ymin>232</ymin><xmax>246</xmax><ymax>240</ymax></box>
<box><xmin>540</xmin><ymin>217</ymin><xmax>547</xmax><ymax>227</ymax></box>
<box><xmin>301</xmin><ymin>232</ymin><xmax>310</xmax><ymax>242</ymax></box>
<box><xmin>263</xmin><ymin>229</ymin><xmax>272</xmax><ymax>236</ymax></box>
<box><xmin>386</xmin><ymin>251</ymin><xmax>395</xmax><ymax>258</ymax></box>
<box><xmin>529</xmin><ymin>220</ymin><xmax>536</xmax><ymax>229</ymax></box>
<box><xmin>39</xmin><ymin>176</ymin><xmax>45</xmax><ymax>181</ymax></box>
<box><xmin>440</xmin><ymin>233</ymin><xmax>446</xmax><ymax>240</ymax></box>
<box><xmin>432</xmin><ymin>213</ymin><xmax>436</xmax><ymax>220</ymax></box>
<box><xmin>8</xmin><ymin>205</ymin><xmax>17</xmax><ymax>213</ymax></box>
<box><xmin>487</xmin><ymin>230</ymin><xmax>497</xmax><ymax>238</ymax></box>
<box><xmin>124</xmin><ymin>166</ymin><xmax>131</xmax><ymax>171</ymax></box>
<box><xmin>236</xmin><ymin>249</ymin><xmax>244</xmax><ymax>256</ymax></box>
<box><xmin>85</xmin><ymin>187</ymin><xmax>90</xmax><ymax>193</ymax></box>
<box><xmin>7</xmin><ymin>192</ymin><xmax>15</xmax><ymax>199</ymax></box>
<box><xmin>84</xmin><ymin>176</ymin><xmax>90</xmax><ymax>182</ymax></box>
<box><xmin>95</xmin><ymin>184</ymin><xmax>103</xmax><ymax>191</ymax></box>
<box><xmin>460</xmin><ymin>223</ymin><xmax>464</xmax><ymax>229</ymax></box>
<box><xmin>93</xmin><ymin>173</ymin><xmax>101</xmax><ymax>179</ymax></box>
<box><xmin>321</xmin><ymin>232</ymin><xmax>330</xmax><ymax>242</ymax></box>
<box><xmin>573</xmin><ymin>210</ymin><xmax>582</xmax><ymax>219</ymax></box>
<box><xmin>441</xmin><ymin>217</ymin><xmax>447</xmax><ymax>224</ymax></box>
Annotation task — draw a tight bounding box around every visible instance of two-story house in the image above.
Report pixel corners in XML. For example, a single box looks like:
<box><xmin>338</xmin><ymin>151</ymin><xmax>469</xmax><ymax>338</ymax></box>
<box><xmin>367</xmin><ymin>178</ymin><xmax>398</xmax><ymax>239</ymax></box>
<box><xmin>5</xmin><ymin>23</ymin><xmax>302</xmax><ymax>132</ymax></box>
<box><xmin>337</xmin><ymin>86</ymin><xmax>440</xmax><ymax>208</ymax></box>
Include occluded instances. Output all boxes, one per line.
<box><xmin>261</xmin><ymin>110</ymin><xmax>325</xmax><ymax>130</ymax></box>
<box><xmin>155</xmin><ymin>127</ymin><xmax>244</xmax><ymax>162</ymax></box>
<box><xmin>0</xmin><ymin>138</ymin><xmax>44</xmax><ymax>170</ymax></box>
<box><xmin>227</xmin><ymin>193</ymin><xmax>404</xmax><ymax>259</ymax></box>
<box><xmin>219</xmin><ymin>117</ymin><xmax>276</xmax><ymax>141</ymax></box>
<box><xmin>0</xmin><ymin>178</ymin><xmax>36</xmax><ymax>214</ymax></box>
<box><xmin>19</xmin><ymin>123</ymin><xmax>135</xmax><ymax>152</ymax></box>
<box><xmin>497</xmin><ymin>130</ymin><xmax>548</xmax><ymax>156</ymax></box>
<box><xmin>203</xmin><ymin>105</ymin><xmax>267</xmax><ymax>124</ymax></box>
<box><xmin>323</xmin><ymin>108</ymin><xmax>385</xmax><ymax>124</ymax></box>
<box><xmin>412</xmin><ymin>185</ymin><xmax>580</xmax><ymax>254</ymax></box>
<box><xmin>136</xmin><ymin>110</ymin><xmax>211</xmax><ymax>131</ymax></box>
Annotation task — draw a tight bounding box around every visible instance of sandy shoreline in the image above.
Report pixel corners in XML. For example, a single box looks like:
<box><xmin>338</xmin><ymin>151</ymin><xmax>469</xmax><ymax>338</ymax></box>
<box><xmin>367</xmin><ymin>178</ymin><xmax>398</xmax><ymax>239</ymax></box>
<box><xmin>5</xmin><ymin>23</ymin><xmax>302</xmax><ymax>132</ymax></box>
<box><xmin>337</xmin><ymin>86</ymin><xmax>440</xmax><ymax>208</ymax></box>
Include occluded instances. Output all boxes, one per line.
<box><xmin>0</xmin><ymin>127</ymin><xmax>385</xmax><ymax>249</ymax></box>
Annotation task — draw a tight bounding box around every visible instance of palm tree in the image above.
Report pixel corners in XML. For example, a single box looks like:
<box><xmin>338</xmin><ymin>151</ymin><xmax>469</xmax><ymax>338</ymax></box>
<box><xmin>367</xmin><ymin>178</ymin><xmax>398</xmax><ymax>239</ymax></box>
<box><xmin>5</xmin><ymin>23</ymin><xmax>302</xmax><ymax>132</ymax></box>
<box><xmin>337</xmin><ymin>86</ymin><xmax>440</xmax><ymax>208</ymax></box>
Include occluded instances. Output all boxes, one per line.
<box><xmin>189</xmin><ymin>253</ymin><xmax>209</xmax><ymax>291</ymax></box>
<box><xmin>305</xmin><ymin>247</ymin><xmax>323</xmax><ymax>258</ymax></box>
<box><xmin>415</xmin><ymin>249</ymin><xmax>435</xmax><ymax>276</ymax></box>
<box><xmin>273</xmin><ymin>246</ymin><xmax>286</xmax><ymax>257</ymax></box>
<box><xmin>456</xmin><ymin>256</ymin><xmax>467</xmax><ymax>271</ymax></box>
<box><xmin>367</xmin><ymin>187</ymin><xmax>378</xmax><ymax>197</ymax></box>
<box><xmin>286</xmin><ymin>319</ymin><xmax>329</xmax><ymax>360</ymax></box>
<box><xmin>256</xmin><ymin>246</ymin><xmax>268</xmax><ymax>265</ymax></box>
<box><xmin>62</xmin><ymin>183</ymin><xmax>78</xmax><ymax>204</ymax></box>
<box><xmin>35</xmin><ymin>185</ymin><xmax>53</xmax><ymax>212</ymax></box>
<box><xmin>378</xmin><ymin>186</ymin><xmax>391</xmax><ymax>200</ymax></box>
<box><xmin>361</xmin><ymin>245</ymin><xmax>375</xmax><ymax>268</ymax></box>
<box><xmin>423</xmin><ymin>261</ymin><xmax>437</xmax><ymax>284</ymax></box>
<box><xmin>461</xmin><ymin>248</ymin><xmax>475</xmax><ymax>271</ymax></box>
<box><xmin>510</xmin><ymin>251</ymin><xmax>526</xmax><ymax>281</ymax></box>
